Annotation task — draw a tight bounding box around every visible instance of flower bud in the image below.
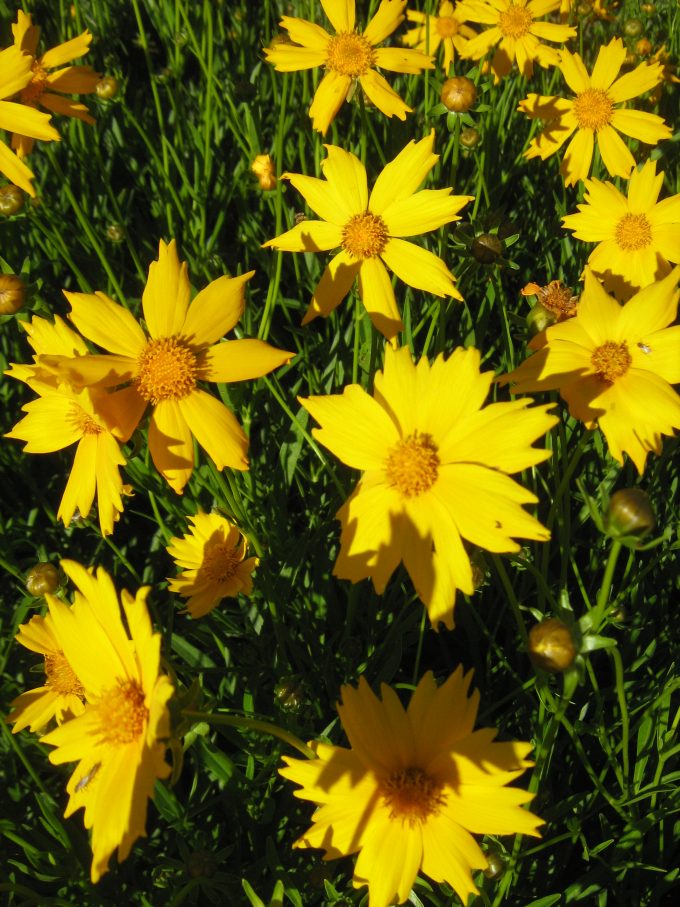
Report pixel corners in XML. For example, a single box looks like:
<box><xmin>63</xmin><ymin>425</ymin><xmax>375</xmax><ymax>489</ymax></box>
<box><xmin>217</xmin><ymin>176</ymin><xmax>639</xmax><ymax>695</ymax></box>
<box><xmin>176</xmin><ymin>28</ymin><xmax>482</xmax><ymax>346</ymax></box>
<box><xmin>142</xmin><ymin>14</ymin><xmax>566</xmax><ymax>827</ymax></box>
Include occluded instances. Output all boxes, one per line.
<box><xmin>441</xmin><ymin>76</ymin><xmax>477</xmax><ymax>113</ymax></box>
<box><xmin>0</xmin><ymin>184</ymin><xmax>24</xmax><ymax>216</ymax></box>
<box><xmin>624</xmin><ymin>18</ymin><xmax>644</xmax><ymax>37</ymax></box>
<box><xmin>471</xmin><ymin>232</ymin><xmax>502</xmax><ymax>264</ymax></box>
<box><xmin>460</xmin><ymin>126</ymin><xmax>481</xmax><ymax>149</ymax></box>
<box><xmin>0</xmin><ymin>274</ymin><xmax>26</xmax><ymax>315</ymax></box>
<box><xmin>96</xmin><ymin>76</ymin><xmax>119</xmax><ymax>99</ymax></box>
<box><xmin>641</xmin><ymin>3</ymin><xmax>655</xmax><ymax>12</ymax></box>
<box><xmin>635</xmin><ymin>37</ymin><xmax>652</xmax><ymax>57</ymax></box>
<box><xmin>484</xmin><ymin>848</ymin><xmax>504</xmax><ymax>879</ymax></box>
<box><xmin>607</xmin><ymin>488</ymin><xmax>656</xmax><ymax>539</ymax></box>
<box><xmin>251</xmin><ymin>153</ymin><xmax>277</xmax><ymax>191</ymax></box>
<box><xmin>25</xmin><ymin>562</ymin><xmax>60</xmax><ymax>596</ymax></box>
<box><xmin>623</xmin><ymin>51</ymin><xmax>637</xmax><ymax>67</ymax></box>
<box><xmin>526</xmin><ymin>302</ymin><xmax>555</xmax><ymax>336</ymax></box>
<box><xmin>528</xmin><ymin>618</ymin><xmax>576</xmax><ymax>673</ymax></box>
<box><xmin>274</xmin><ymin>676</ymin><xmax>305</xmax><ymax>713</ymax></box>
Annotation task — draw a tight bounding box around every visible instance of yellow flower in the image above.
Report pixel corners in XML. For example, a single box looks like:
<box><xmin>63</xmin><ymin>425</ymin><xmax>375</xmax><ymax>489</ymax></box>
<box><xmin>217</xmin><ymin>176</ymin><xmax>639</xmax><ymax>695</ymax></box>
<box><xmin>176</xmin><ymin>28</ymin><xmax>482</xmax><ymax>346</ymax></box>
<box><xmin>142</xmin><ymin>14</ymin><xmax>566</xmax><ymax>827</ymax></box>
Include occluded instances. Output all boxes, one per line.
<box><xmin>299</xmin><ymin>345</ymin><xmax>557</xmax><ymax>628</ymax></box>
<box><xmin>264</xmin><ymin>0</ymin><xmax>434</xmax><ymax>134</ymax></box>
<box><xmin>167</xmin><ymin>511</ymin><xmax>258</xmax><ymax>618</ymax></box>
<box><xmin>0</xmin><ymin>45</ymin><xmax>60</xmax><ymax>195</ymax></box>
<box><xmin>402</xmin><ymin>1</ymin><xmax>477</xmax><ymax>74</ymax></box>
<box><xmin>280</xmin><ymin>669</ymin><xmax>543</xmax><ymax>907</ymax></box>
<box><xmin>5</xmin><ymin>315</ymin><xmax>135</xmax><ymax>536</ymax></box>
<box><xmin>457</xmin><ymin>0</ymin><xmax>575</xmax><ymax>82</ymax></box>
<box><xmin>520</xmin><ymin>38</ymin><xmax>671</xmax><ymax>186</ymax></box>
<box><xmin>43</xmin><ymin>240</ymin><xmax>294</xmax><ymax>494</ymax></box>
<box><xmin>502</xmin><ymin>267</ymin><xmax>680</xmax><ymax>474</ymax></box>
<box><xmin>8</xmin><ymin>611</ymin><xmax>86</xmax><ymax>734</ymax></box>
<box><xmin>11</xmin><ymin>9</ymin><xmax>100</xmax><ymax>157</ymax></box>
<box><xmin>251</xmin><ymin>153</ymin><xmax>277</xmax><ymax>190</ymax></box>
<box><xmin>40</xmin><ymin>560</ymin><xmax>175</xmax><ymax>884</ymax></box>
<box><xmin>263</xmin><ymin>132</ymin><xmax>472</xmax><ymax>341</ymax></box>
<box><xmin>561</xmin><ymin>159</ymin><xmax>680</xmax><ymax>299</ymax></box>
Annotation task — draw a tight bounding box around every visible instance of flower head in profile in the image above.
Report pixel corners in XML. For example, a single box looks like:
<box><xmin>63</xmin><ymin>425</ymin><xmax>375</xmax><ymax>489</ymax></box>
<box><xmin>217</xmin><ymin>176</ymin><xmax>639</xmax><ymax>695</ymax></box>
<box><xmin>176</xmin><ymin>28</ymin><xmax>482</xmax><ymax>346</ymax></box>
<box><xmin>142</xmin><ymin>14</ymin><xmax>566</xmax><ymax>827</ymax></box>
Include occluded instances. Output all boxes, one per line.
<box><xmin>8</xmin><ymin>611</ymin><xmax>86</xmax><ymax>734</ymax></box>
<box><xmin>5</xmin><ymin>315</ymin><xmax>135</xmax><ymax>535</ymax></box>
<box><xmin>457</xmin><ymin>0</ymin><xmax>575</xmax><ymax>82</ymax></box>
<box><xmin>300</xmin><ymin>345</ymin><xmax>556</xmax><ymax>628</ymax></box>
<box><xmin>280</xmin><ymin>669</ymin><xmax>543</xmax><ymax>907</ymax></box>
<box><xmin>0</xmin><ymin>45</ymin><xmax>60</xmax><ymax>195</ymax></box>
<box><xmin>251</xmin><ymin>153</ymin><xmax>277</xmax><ymax>190</ymax></box>
<box><xmin>502</xmin><ymin>267</ymin><xmax>680</xmax><ymax>474</ymax></box>
<box><xmin>520</xmin><ymin>38</ymin><xmax>671</xmax><ymax>186</ymax></box>
<box><xmin>561</xmin><ymin>159</ymin><xmax>680</xmax><ymax>299</ymax></box>
<box><xmin>264</xmin><ymin>0</ymin><xmax>434</xmax><ymax>134</ymax></box>
<box><xmin>11</xmin><ymin>9</ymin><xmax>100</xmax><ymax>158</ymax></box>
<box><xmin>39</xmin><ymin>560</ymin><xmax>175</xmax><ymax>883</ymax></box>
<box><xmin>402</xmin><ymin>2</ymin><xmax>477</xmax><ymax>74</ymax></box>
<box><xmin>167</xmin><ymin>511</ymin><xmax>258</xmax><ymax>618</ymax></box>
<box><xmin>43</xmin><ymin>240</ymin><xmax>294</xmax><ymax>494</ymax></box>
<box><xmin>264</xmin><ymin>132</ymin><xmax>472</xmax><ymax>341</ymax></box>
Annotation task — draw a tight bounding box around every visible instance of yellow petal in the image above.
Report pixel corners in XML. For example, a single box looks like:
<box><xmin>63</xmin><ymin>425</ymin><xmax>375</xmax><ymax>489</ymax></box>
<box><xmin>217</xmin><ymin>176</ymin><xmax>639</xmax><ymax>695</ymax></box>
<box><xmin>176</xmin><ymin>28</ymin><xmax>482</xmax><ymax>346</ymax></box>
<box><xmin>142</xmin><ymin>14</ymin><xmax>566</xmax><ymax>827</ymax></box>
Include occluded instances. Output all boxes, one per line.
<box><xmin>561</xmin><ymin>125</ymin><xmax>594</xmax><ymax>186</ymax></box>
<box><xmin>373</xmin><ymin>46</ymin><xmax>433</xmax><ymax>73</ymax></box>
<box><xmin>142</xmin><ymin>240</ymin><xmax>191</xmax><ymax>339</ymax></box>
<box><xmin>181</xmin><ymin>271</ymin><xmax>253</xmax><ymax>348</ymax></box>
<box><xmin>380</xmin><ymin>188</ymin><xmax>472</xmax><ymax>237</ymax></box>
<box><xmin>589</xmin><ymin>37</ymin><xmax>626</xmax><ymax>91</ymax></box>
<box><xmin>41</xmin><ymin>31</ymin><xmax>93</xmax><ymax>68</ymax></box>
<box><xmin>369</xmin><ymin>131</ymin><xmax>437</xmax><ymax>215</ymax></box>
<box><xmin>0</xmin><ymin>137</ymin><xmax>36</xmax><ymax>195</ymax></box>
<box><xmin>309</xmin><ymin>69</ymin><xmax>352</xmax><ymax>134</ymax></box>
<box><xmin>178</xmin><ymin>389</ymin><xmax>249</xmax><ymax>472</ymax></box>
<box><xmin>65</xmin><ymin>290</ymin><xmax>147</xmax><ymax>357</ymax></box>
<box><xmin>198</xmin><ymin>338</ymin><xmax>293</xmax><ymax>383</ymax></box>
<box><xmin>320</xmin><ymin>0</ymin><xmax>355</xmax><ymax>33</ymax></box>
<box><xmin>321</xmin><ymin>144</ymin><xmax>368</xmax><ymax>213</ymax></box>
<box><xmin>357</xmin><ymin>257</ymin><xmax>403</xmax><ymax>339</ymax></box>
<box><xmin>262</xmin><ymin>220</ymin><xmax>342</xmax><ymax>252</ymax></box>
<box><xmin>278</xmin><ymin>15</ymin><xmax>331</xmax><ymax>52</ymax></box>
<box><xmin>358</xmin><ymin>68</ymin><xmax>410</xmax><ymax>121</ymax></box>
<box><xmin>0</xmin><ymin>99</ymin><xmax>60</xmax><ymax>140</ymax></box>
<box><xmin>363</xmin><ymin>0</ymin><xmax>407</xmax><ymax>45</ymax></box>
<box><xmin>148</xmin><ymin>400</ymin><xmax>195</xmax><ymax>493</ymax></box>
<box><xmin>304</xmin><ymin>249</ymin><xmax>361</xmax><ymax>322</ymax></box>
<box><xmin>380</xmin><ymin>238</ymin><xmax>460</xmax><ymax>298</ymax></box>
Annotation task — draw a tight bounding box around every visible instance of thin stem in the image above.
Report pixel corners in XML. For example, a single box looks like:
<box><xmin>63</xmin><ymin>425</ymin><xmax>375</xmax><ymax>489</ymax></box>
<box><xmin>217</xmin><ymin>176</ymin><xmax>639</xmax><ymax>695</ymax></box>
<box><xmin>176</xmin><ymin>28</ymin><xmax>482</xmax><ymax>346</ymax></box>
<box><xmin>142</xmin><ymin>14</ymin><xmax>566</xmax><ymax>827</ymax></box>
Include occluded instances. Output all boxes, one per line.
<box><xmin>183</xmin><ymin>709</ymin><xmax>316</xmax><ymax>759</ymax></box>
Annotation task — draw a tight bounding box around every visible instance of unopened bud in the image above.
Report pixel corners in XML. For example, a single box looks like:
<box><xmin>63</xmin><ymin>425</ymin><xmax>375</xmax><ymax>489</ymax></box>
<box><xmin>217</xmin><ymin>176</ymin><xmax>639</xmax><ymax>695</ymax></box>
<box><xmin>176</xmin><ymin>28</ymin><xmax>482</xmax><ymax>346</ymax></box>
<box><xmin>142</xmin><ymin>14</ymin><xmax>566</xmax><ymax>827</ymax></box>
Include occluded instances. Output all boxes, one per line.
<box><xmin>528</xmin><ymin>618</ymin><xmax>576</xmax><ymax>673</ymax></box>
<box><xmin>607</xmin><ymin>488</ymin><xmax>656</xmax><ymax>539</ymax></box>
<box><xmin>274</xmin><ymin>676</ymin><xmax>305</xmax><ymax>713</ymax></box>
<box><xmin>624</xmin><ymin>18</ymin><xmax>644</xmax><ymax>37</ymax></box>
<box><xmin>635</xmin><ymin>37</ymin><xmax>652</xmax><ymax>56</ymax></box>
<box><xmin>526</xmin><ymin>302</ymin><xmax>556</xmax><ymax>336</ymax></box>
<box><xmin>105</xmin><ymin>223</ymin><xmax>125</xmax><ymax>243</ymax></box>
<box><xmin>0</xmin><ymin>184</ymin><xmax>24</xmax><ymax>216</ymax></box>
<box><xmin>441</xmin><ymin>76</ymin><xmax>476</xmax><ymax>113</ymax></box>
<box><xmin>0</xmin><ymin>274</ymin><xmax>26</xmax><ymax>315</ymax></box>
<box><xmin>460</xmin><ymin>126</ymin><xmax>481</xmax><ymax>149</ymax></box>
<box><xmin>25</xmin><ymin>562</ymin><xmax>60</xmax><ymax>596</ymax></box>
<box><xmin>96</xmin><ymin>76</ymin><xmax>119</xmax><ymax>99</ymax></box>
<box><xmin>641</xmin><ymin>3</ymin><xmax>655</xmax><ymax>12</ymax></box>
<box><xmin>484</xmin><ymin>848</ymin><xmax>504</xmax><ymax>879</ymax></box>
<box><xmin>471</xmin><ymin>233</ymin><xmax>502</xmax><ymax>264</ymax></box>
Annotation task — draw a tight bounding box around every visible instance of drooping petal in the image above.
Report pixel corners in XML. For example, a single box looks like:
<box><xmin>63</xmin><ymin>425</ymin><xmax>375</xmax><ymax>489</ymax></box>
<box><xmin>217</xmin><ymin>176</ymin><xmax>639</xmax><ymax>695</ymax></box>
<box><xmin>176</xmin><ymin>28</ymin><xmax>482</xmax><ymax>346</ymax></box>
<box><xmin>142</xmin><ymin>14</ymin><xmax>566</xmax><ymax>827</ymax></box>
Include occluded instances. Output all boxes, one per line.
<box><xmin>39</xmin><ymin>92</ymin><xmax>94</xmax><ymax>124</ymax></box>
<box><xmin>358</xmin><ymin>68</ymin><xmax>411</xmax><ymax>121</ymax></box>
<box><xmin>303</xmin><ymin>249</ymin><xmax>361</xmax><ymax>323</ymax></box>
<box><xmin>597</xmin><ymin>125</ymin><xmax>635</xmax><ymax>180</ymax></box>
<box><xmin>561</xmin><ymin>126</ymin><xmax>594</xmax><ymax>186</ymax></box>
<box><xmin>353</xmin><ymin>813</ymin><xmax>423</xmax><ymax>907</ymax></box>
<box><xmin>148</xmin><ymin>400</ymin><xmax>195</xmax><ymax>494</ymax></box>
<box><xmin>0</xmin><ymin>139</ymin><xmax>37</xmax><ymax>196</ymax></box>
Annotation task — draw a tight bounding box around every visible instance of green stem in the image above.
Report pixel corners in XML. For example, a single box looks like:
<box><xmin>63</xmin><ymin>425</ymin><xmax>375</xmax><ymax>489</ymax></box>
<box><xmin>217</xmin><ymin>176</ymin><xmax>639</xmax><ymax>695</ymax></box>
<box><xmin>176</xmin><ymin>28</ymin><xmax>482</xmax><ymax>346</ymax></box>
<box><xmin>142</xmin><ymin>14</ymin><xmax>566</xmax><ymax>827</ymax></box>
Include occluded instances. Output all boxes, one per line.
<box><xmin>183</xmin><ymin>709</ymin><xmax>316</xmax><ymax>759</ymax></box>
<box><xmin>589</xmin><ymin>539</ymin><xmax>623</xmax><ymax>634</ymax></box>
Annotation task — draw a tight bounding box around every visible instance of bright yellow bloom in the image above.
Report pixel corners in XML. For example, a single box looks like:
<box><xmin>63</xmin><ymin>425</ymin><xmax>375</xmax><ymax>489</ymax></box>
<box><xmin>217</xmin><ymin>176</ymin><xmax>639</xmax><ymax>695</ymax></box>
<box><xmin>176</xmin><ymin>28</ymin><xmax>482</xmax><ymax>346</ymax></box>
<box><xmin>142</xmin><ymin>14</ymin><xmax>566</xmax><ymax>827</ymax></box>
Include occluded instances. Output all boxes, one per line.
<box><xmin>167</xmin><ymin>512</ymin><xmax>258</xmax><ymax>618</ymax></box>
<box><xmin>251</xmin><ymin>153</ymin><xmax>277</xmax><ymax>190</ymax></box>
<box><xmin>561</xmin><ymin>159</ymin><xmax>680</xmax><ymax>299</ymax></box>
<box><xmin>520</xmin><ymin>38</ymin><xmax>671</xmax><ymax>186</ymax></box>
<box><xmin>264</xmin><ymin>0</ymin><xmax>434</xmax><ymax>134</ymax></box>
<box><xmin>300</xmin><ymin>345</ymin><xmax>557</xmax><ymax>628</ymax></box>
<box><xmin>44</xmin><ymin>240</ymin><xmax>294</xmax><ymax>494</ymax></box>
<box><xmin>8</xmin><ymin>611</ymin><xmax>86</xmax><ymax>734</ymax></box>
<box><xmin>280</xmin><ymin>669</ymin><xmax>543</xmax><ymax>907</ymax></box>
<box><xmin>11</xmin><ymin>9</ymin><xmax>100</xmax><ymax>157</ymax></box>
<box><xmin>402</xmin><ymin>2</ymin><xmax>477</xmax><ymax>74</ymax></box>
<box><xmin>457</xmin><ymin>0</ymin><xmax>575</xmax><ymax>82</ymax></box>
<box><xmin>5</xmin><ymin>315</ymin><xmax>135</xmax><ymax>536</ymax></box>
<box><xmin>502</xmin><ymin>267</ymin><xmax>680</xmax><ymax>474</ymax></box>
<box><xmin>263</xmin><ymin>132</ymin><xmax>472</xmax><ymax>341</ymax></box>
<box><xmin>40</xmin><ymin>560</ymin><xmax>175</xmax><ymax>884</ymax></box>
<box><xmin>0</xmin><ymin>45</ymin><xmax>60</xmax><ymax>195</ymax></box>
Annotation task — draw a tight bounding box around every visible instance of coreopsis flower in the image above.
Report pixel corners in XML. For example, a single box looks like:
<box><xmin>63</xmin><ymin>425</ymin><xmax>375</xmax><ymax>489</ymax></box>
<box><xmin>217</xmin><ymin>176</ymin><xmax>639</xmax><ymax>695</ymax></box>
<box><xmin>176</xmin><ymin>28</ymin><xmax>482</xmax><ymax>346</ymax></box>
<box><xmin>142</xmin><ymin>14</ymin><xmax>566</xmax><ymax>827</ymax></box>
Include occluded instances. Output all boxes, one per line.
<box><xmin>457</xmin><ymin>0</ymin><xmax>576</xmax><ymax>82</ymax></box>
<box><xmin>561</xmin><ymin>159</ymin><xmax>680</xmax><ymax>298</ymax></box>
<box><xmin>8</xmin><ymin>611</ymin><xmax>86</xmax><ymax>734</ymax></box>
<box><xmin>44</xmin><ymin>240</ymin><xmax>294</xmax><ymax>494</ymax></box>
<box><xmin>166</xmin><ymin>511</ymin><xmax>258</xmax><ymax>618</ymax></box>
<box><xmin>39</xmin><ymin>560</ymin><xmax>175</xmax><ymax>883</ymax></box>
<box><xmin>520</xmin><ymin>38</ymin><xmax>671</xmax><ymax>186</ymax></box>
<box><xmin>299</xmin><ymin>345</ymin><xmax>557</xmax><ymax>628</ymax></box>
<box><xmin>263</xmin><ymin>132</ymin><xmax>472</xmax><ymax>341</ymax></box>
<box><xmin>502</xmin><ymin>267</ymin><xmax>680</xmax><ymax>474</ymax></box>
<box><xmin>264</xmin><ymin>0</ymin><xmax>434</xmax><ymax>135</ymax></box>
<box><xmin>522</xmin><ymin>280</ymin><xmax>578</xmax><ymax>321</ymax></box>
<box><xmin>0</xmin><ymin>45</ymin><xmax>60</xmax><ymax>195</ymax></box>
<box><xmin>280</xmin><ymin>669</ymin><xmax>543</xmax><ymax>907</ymax></box>
<box><xmin>5</xmin><ymin>315</ymin><xmax>136</xmax><ymax>535</ymax></box>
<box><xmin>402</xmin><ymin>2</ymin><xmax>477</xmax><ymax>74</ymax></box>
<box><xmin>251</xmin><ymin>153</ymin><xmax>277</xmax><ymax>190</ymax></box>
<box><xmin>11</xmin><ymin>9</ymin><xmax>100</xmax><ymax>157</ymax></box>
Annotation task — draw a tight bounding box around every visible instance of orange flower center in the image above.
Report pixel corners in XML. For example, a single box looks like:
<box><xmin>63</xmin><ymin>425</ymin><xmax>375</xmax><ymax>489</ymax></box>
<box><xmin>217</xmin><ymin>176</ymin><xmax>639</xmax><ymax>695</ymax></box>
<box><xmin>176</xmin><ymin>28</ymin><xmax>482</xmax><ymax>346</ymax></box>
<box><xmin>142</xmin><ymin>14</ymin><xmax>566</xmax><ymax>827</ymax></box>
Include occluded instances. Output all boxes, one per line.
<box><xmin>69</xmin><ymin>403</ymin><xmax>104</xmax><ymax>435</ymax></box>
<box><xmin>436</xmin><ymin>16</ymin><xmax>460</xmax><ymax>38</ymax></box>
<box><xmin>20</xmin><ymin>61</ymin><xmax>48</xmax><ymax>105</ymax></box>
<box><xmin>342</xmin><ymin>211</ymin><xmax>389</xmax><ymax>259</ymax></box>
<box><xmin>380</xmin><ymin>766</ymin><xmax>445</xmax><ymax>824</ymax></box>
<box><xmin>572</xmin><ymin>87</ymin><xmax>614</xmax><ymax>131</ymax></box>
<box><xmin>325</xmin><ymin>31</ymin><xmax>376</xmax><ymax>78</ymax></box>
<box><xmin>136</xmin><ymin>335</ymin><xmax>198</xmax><ymax>403</ymax></box>
<box><xmin>614</xmin><ymin>212</ymin><xmax>652</xmax><ymax>251</ymax></box>
<box><xmin>202</xmin><ymin>536</ymin><xmax>242</xmax><ymax>584</ymax></box>
<box><xmin>97</xmin><ymin>679</ymin><xmax>148</xmax><ymax>745</ymax></box>
<box><xmin>386</xmin><ymin>432</ymin><xmax>440</xmax><ymax>498</ymax></box>
<box><xmin>538</xmin><ymin>280</ymin><xmax>578</xmax><ymax>320</ymax></box>
<box><xmin>44</xmin><ymin>651</ymin><xmax>85</xmax><ymax>699</ymax></box>
<box><xmin>498</xmin><ymin>3</ymin><xmax>533</xmax><ymax>39</ymax></box>
<box><xmin>591</xmin><ymin>340</ymin><xmax>632</xmax><ymax>382</ymax></box>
